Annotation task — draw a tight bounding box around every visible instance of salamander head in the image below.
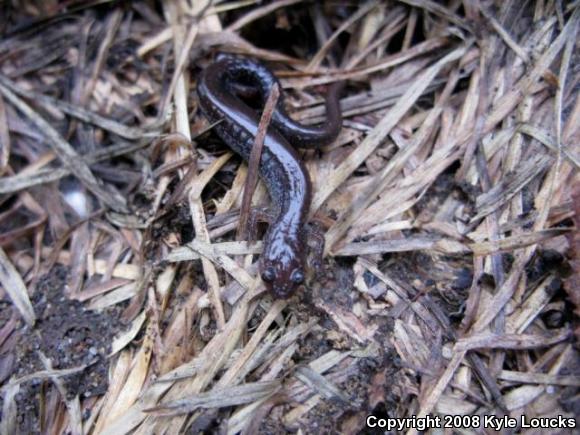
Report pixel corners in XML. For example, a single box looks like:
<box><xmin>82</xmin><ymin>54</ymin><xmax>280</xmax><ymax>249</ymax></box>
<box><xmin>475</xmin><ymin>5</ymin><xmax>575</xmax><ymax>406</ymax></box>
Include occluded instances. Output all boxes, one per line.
<box><xmin>260</xmin><ymin>237</ymin><xmax>306</xmax><ymax>298</ymax></box>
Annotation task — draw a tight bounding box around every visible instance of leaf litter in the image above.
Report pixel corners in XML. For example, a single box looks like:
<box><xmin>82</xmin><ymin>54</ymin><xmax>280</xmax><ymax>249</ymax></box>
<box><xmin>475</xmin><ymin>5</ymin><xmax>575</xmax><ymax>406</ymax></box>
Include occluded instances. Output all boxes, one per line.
<box><xmin>0</xmin><ymin>1</ymin><xmax>578</xmax><ymax>433</ymax></box>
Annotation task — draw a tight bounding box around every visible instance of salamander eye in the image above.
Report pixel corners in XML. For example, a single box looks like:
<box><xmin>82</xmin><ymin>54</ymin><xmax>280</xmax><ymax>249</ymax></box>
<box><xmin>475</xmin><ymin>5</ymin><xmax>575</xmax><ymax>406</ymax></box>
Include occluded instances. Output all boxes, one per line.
<box><xmin>261</xmin><ymin>267</ymin><xmax>276</xmax><ymax>283</ymax></box>
<box><xmin>290</xmin><ymin>269</ymin><xmax>304</xmax><ymax>285</ymax></box>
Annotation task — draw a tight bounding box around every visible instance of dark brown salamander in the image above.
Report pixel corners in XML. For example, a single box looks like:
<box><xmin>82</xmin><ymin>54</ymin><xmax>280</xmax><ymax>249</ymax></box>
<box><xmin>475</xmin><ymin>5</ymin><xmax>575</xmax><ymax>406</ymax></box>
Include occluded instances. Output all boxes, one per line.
<box><xmin>197</xmin><ymin>57</ymin><xmax>342</xmax><ymax>298</ymax></box>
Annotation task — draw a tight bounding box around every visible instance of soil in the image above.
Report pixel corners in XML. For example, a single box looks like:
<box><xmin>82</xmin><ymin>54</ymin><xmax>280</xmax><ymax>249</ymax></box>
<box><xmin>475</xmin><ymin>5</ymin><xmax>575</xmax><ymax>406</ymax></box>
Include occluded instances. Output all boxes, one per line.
<box><xmin>0</xmin><ymin>266</ymin><xmax>125</xmax><ymax>433</ymax></box>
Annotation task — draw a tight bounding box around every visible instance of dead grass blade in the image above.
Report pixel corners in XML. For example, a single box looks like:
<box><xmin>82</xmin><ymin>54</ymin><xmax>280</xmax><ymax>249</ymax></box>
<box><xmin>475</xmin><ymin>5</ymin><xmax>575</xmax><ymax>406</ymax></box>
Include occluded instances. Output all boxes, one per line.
<box><xmin>0</xmin><ymin>80</ymin><xmax>128</xmax><ymax>212</ymax></box>
<box><xmin>0</xmin><ymin>247</ymin><xmax>35</xmax><ymax>326</ymax></box>
<box><xmin>146</xmin><ymin>380</ymin><xmax>281</xmax><ymax>416</ymax></box>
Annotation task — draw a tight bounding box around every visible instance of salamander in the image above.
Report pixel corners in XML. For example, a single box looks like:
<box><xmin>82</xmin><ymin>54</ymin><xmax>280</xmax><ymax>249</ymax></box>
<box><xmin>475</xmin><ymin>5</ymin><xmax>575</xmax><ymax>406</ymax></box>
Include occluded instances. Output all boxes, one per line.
<box><xmin>197</xmin><ymin>56</ymin><xmax>342</xmax><ymax>297</ymax></box>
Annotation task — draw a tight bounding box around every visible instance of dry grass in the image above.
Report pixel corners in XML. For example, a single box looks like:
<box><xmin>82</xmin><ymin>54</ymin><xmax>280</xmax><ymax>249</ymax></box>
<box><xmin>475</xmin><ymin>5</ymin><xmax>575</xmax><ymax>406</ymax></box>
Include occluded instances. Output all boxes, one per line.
<box><xmin>0</xmin><ymin>0</ymin><xmax>578</xmax><ymax>434</ymax></box>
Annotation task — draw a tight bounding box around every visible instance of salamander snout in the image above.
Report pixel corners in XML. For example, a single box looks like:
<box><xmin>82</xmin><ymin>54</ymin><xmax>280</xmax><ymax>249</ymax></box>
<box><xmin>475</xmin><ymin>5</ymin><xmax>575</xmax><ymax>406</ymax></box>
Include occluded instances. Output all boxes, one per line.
<box><xmin>260</xmin><ymin>262</ymin><xmax>305</xmax><ymax>298</ymax></box>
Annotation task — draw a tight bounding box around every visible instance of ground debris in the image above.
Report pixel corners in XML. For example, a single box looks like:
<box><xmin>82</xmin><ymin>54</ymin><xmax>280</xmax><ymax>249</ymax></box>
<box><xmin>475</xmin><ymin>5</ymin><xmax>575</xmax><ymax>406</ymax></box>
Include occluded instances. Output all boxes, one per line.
<box><xmin>0</xmin><ymin>1</ymin><xmax>578</xmax><ymax>433</ymax></box>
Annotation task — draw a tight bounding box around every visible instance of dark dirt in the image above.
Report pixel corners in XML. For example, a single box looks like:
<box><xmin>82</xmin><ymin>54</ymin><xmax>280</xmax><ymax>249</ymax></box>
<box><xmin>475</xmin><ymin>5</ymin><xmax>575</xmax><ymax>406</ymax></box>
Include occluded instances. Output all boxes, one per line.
<box><xmin>0</xmin><ymin>265</ymin><xmax>125</xmax><ymax>433</ymax></box>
